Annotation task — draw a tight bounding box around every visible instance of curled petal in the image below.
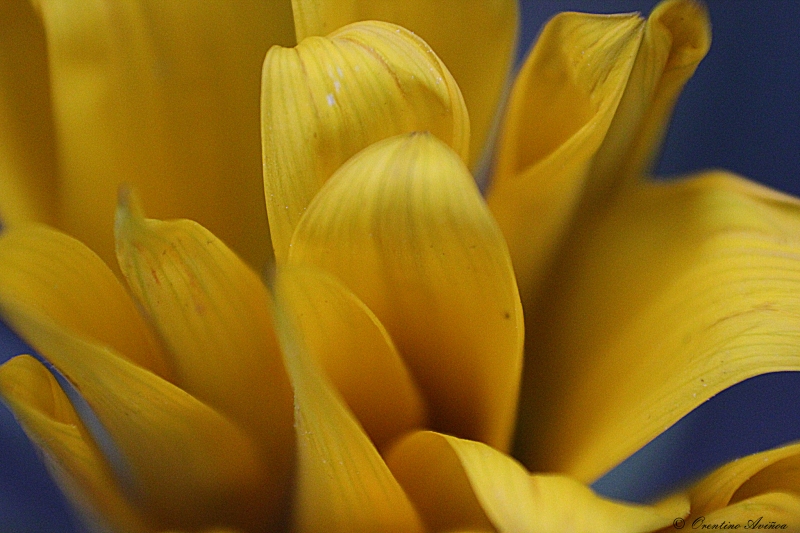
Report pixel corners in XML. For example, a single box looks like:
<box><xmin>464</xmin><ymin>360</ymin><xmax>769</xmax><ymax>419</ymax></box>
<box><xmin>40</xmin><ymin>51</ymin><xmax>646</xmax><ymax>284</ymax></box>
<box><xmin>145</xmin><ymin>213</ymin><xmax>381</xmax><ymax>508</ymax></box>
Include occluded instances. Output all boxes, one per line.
<box><xmin>688</xmin><ymin>441</ymin><xmax>800</xmax><ymax>517</ymax></box>
<box><xmin>590</xmin><ymin>0</ymin><xmax>711</xmax><ymax>192</ymax></box>
<box><xmin>0</xmin><ymin>355</ymin><xmax>150</xmax><ymax>533</ymax></box>
<box><xmin>271</xmin><ymin>269</ymin><xmax>424</xmax><ymax>533</ymax></box>
<box><xmin>289</xmin><ymin>133</ymin><xmax>524</xmax><ymax>451</ymax></box>
<box><xmin>386</xmin><ymin>431</ymin><xmax>687</xmax><ymax>533</ymax></box>
<box><xmin>487</xmin><ymin>10</ymin><xmax>645</xmax><ymax>304</ymax></box>
<box><xmin>114</xmin><ymin>190</ymin><xmax>294</xmax><ymax>522</ymax></box>
<box><xmin>261</xmin><ymin>20</ymin><xmax>469</xmax><ymax>262</ymax></box>
<box><xmin>517</xmin><ymin>172</ymin><xmax>800</xmax><ymax>483</ymax></box>
<box><xmin>290</xmin><ymin>0</ymin><xmax>517</xmax><ymax>172</ymax></box>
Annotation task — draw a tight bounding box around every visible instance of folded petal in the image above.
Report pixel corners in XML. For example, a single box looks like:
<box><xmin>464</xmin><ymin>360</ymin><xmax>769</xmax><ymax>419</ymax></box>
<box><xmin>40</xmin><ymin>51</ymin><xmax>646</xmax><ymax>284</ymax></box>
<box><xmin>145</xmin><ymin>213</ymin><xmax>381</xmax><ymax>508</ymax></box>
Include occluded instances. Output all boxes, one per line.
<box><xmin>271</xmin><ymin>269</ymin><xmax>424</xmax><ymax>533</ymax></box>
<box><xmin>688</xmin><ymin>441</ymin><xmax>800</xmax><ymax>516</ymax></box>
<box><xmin>0</xmin><ymin>224</ymin><xmax>170</xmax><ymax>378</ymax></box>
<box><xmin>386</xmin><ymin>430</ymin><xmax>687</xmax><ymax>533</ymax></box>
<box><xmin>114</xmin><ymin>189</ymin><xmax>294</xmax><ymax>521</ymax></box>
<box><xmin>689</xmin><ymin>493</ymin><xmax>800</xmax><ymax>531</ymax></box>
<box><xmin>289</xmin><ymin>133</ymin><xmax>524</xmax><ymax>451</ymax></box>
<box><xmin>271</xmin><ymin>266</ymin><xmax>426</xmax><ymax>449</ymax></box>
<box><xmin>261</xmin><ymin>20</ymin><xmax>468</xmax><ymax>262</ymax></box>
<box><xmin>0</xmin><ymin>306</ymin><xmax>270</xmax><ymax>531</ymax></box>
<box><xmin>0</xmin><ymin>0</ymin><xmax>58</xmax><ymax>227</ymax></box>
<box><xmin>31</xmin><ymin>0</ymin><xmax>294</xmax><ymax>267</ymax></box>
<box><xmin>487</xmin><ymin>10</ymin><xmax>644</xmax><ymax>304</ymax></box>
<box><xmin>590</xmin><ymin>0</ymin><xmax>711</xmax><ymax>192</ymax></box>
<box><xmin>517</xmin><ymin>172</ymin><xmax>800</xmax><ymax>483</ymax></box>
<box><xmin>290</xmin><ymin>0</ymin><xmax>517</xmax><ymax>170</ymax></box>
<box><xmin>0</xmin><ymin>355</ymin><xmax>151</xmax><ymax>533</ymax></box>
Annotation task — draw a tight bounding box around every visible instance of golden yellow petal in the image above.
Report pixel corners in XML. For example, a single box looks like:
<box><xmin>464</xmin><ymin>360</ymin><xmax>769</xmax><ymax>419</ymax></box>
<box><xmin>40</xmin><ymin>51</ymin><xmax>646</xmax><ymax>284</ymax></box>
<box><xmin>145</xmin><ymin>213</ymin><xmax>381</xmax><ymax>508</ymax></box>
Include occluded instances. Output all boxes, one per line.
<box><xmin>290</xmin><ymin>0</ymin><xmax>516</xmax><ymax>171</ymax></box>
<box><xmin>31</xmin><ymin>0</ymin><xmax>294</xmax><ymax>268</ymax></box>
<box><xmin>0</xmin><ymin>355</ymin><xmax>151</xmax><ymax>533</ymax></box>
<box><xmin>271</xmin><ymin>270</ymin><xmax>425</xmax><ymax>533</ymax></box>
<box><xmin>688</xmin><ymin>441</ymin><xmax>800</xmax><ymax>516</ymax></box>
<box><xmin>0</xmin><ymin>306</ymin><xmax>270</xmax><ymax>531</ymax></box>
<box><xmin>262</xmin><ymin>20</ymin><xmax>469</xmax><ymax>263</ymax></box>
<box><xmin>487</xmin><ymin>11</ymin><xmax>645</xmax><ymax>305</ymax></box>
<box><xmin>0</xmin><ymin>0</ymin><xmax>58</xmax><ymax>227</ymax></box>
<box><xmin>114</xmin><ymin>189</ymin><xmax>294</xmax><ymax>521</ymax></box>
<box><xmin>590</xmin><ymin>0</ymin><xmax>711</xmax><ymax>192</ymax></box>
<box><xmin>0</xmin><ymin>224</ymin><xmax>170</xmax><ymax>377</ymax></box>
<box><xmin>271</xmin><ymin>266</ymin><xmax>426</xmax><ymax>450</ymax></box>
<box><xmin>289</xmin><ymin>133</ymin><xmax>524</xmax><ymax>451</ymax></box>
<box><xmin>517</xmin><ymin>171</ymin><xmax>800</xmax><ymax>483</ymax></box>
<box><xmin>386</xmin><ymin>431</ymin><xmax>687</xmax><ymax>533</ymax></box>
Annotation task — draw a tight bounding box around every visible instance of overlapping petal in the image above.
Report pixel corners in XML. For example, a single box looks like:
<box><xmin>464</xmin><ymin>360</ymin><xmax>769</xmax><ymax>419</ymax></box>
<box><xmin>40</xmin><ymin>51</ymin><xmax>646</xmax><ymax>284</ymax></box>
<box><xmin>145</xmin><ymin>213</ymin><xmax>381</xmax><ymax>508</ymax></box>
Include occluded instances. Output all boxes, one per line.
<box><xmin>0</xmin><ymin>355</ymin><xmax>150</xmax><ymax>533</ymax></box>
<box><xmin>487</xmin><ymin>10</ymin><xmax>645</xmax><ymax>304</ymax></box>
<box><xmin>685</xmin><ymin>441</ymin><xmax>800</xmax><ymax>526</ymax></box>
<box><xmin>7</xmin><ymin>0</ymin><xmax>295</xmax><ymax>268</ymax></box>
<box><xmin>114</xmin><ymin>189</ymin><xmax>295</xmax><ymax>526</ymax></box>
<box><xmin>0</xmin><ymin>224</ymin><xmax>170</xmax><ymax>377</ymax></box>
<box><xmin>288</xmin><ymin>132</ymin><xmax>524</xmax><ymax>451</ymax></box>
<box><xmin>290</xmin><ymin>0</ymin><xmax>517</xmax><ymax>170</ymax></box>
<box><xmin>386</xmin><ymin>430</ymin><xmax>687</xmax><ymax>533</ymax></box>
<box><xmin>261</xmin><ymin>20</ymin><xmax>468</xmax><ymax>262</ymax></box>
<box><xmin>517</xmin><ymin>172</ymin><xmax>800</xmax><ymax>483</ymax></box>
<box><xmin>271</xmin><ymin>268</ymin><xmax>424</xmax><ymax>533</ymax></box>
<box><xmin>271</xmin><ymin>266</ymin><xmax>426</xmax><ymax>449</ymax></box>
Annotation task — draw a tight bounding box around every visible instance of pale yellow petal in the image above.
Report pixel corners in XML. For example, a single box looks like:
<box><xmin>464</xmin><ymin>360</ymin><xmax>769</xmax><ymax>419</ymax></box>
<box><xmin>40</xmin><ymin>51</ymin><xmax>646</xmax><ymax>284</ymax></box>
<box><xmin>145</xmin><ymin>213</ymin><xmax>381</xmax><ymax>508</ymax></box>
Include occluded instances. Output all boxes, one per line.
<box><xmin>271</xmin><ymin>269</ymin><xmax>424</xmax><ymax>533</ymax></box>
<box><xmin>114</xmin><ymin>189</ymin><xmax>294</xmax><ymax>522</ymax></box>
<box><xmin>31</xmin><ymin>0</ymin><xmax>294</xmax><ymax>267</ymax></box>
<box><xmin>517</xmin><ymin>171</ymin><xmax>800</xmax><ymax>483</ymax></box>
<box><xmin>487</xmin><ymin>11</ymin><xmax>645</xmax><ymax>304</ymax></box>
<box><xmin>290</xmin><ymin>0</ymin><xmax>516</xmax><ymax>170</ymax></box>
<box><xmin>0</xmin><ymin>224</ymin><xmax>170</xmax><ymax>377</ymax></box>
<box><xmin>386</xmin><ymin>431</ymin><xmax>687</xmax><ymax>533</ymax></box>
<box><xmin>0</xmin><ymin>0</ymin><xmax>58</xmax><ymax>226</ymax></box>
<box><xmin>0</xmin><ymin>355</ymin><xmax>152</xmax><ymax>533</ymax></box>
<box><xmin>0</xmin><ymin>306</ymin><xmax>270</xmax><ymax>531</ymax></box>
<box><xmin>688</xmin><ymin>442</ymin><xmax>800</xmax><ymax>516</ymax></box>
<box><xmin>590</xmin><ymin>0</ymin><xmax>711</xmax><ymax>192</ymax></box>
<box><xmin>262</xmin><ymin>20</ymin><xmax>468</xmax><ymax>262</ymax></box>
<box><xmin>271</xmin><ymin>266</ymin><xmax>426</xmax><ymax>450</ymax></box>
<box><xmin>289</xmin><ymin>133</ymin><xmax>524</xmax><ymax>451</ymax></box>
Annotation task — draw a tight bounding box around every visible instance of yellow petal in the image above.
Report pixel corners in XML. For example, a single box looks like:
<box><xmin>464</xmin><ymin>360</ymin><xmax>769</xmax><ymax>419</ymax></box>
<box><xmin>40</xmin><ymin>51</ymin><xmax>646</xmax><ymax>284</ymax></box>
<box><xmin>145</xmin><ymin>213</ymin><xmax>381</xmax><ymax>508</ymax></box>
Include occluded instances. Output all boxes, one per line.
<box><xmin>690</xmin><ymin>493</ymin><xmax>800</xmax><ymax>531</ymax></box>
<box><xmin>290</xmin><ymin>0</ymin><xmax>516</xmax><ymax>170</ymax></box>
<box><xmin>0</xmin><ymin>224</ymin><xmax>170</xmax><ymax>378</ymax></box>
<box><xmin>31</xmin><ymin>0</ymin><xmax>294</xmax><ymax>268</ymax></box>
<box><xmin>386</xmin><ymin>431</ymin><xmax>687</xmax><ymax>533</ymax></box>
<box><xmin>487</xmin><ymin>11</ymin><xmax>645</xmax><ymax>305</ymax></box>
<box><xmin>516</xmin><ymin>172</ymin><xmax>800</xmax><ymax>483</ymax></box>
<box><xmin>271</xmin><ymin>265</ymin><xmax>426</xmax><ymax>450</ymax></box>
<box><xmin>289</xmin><ymin>132</ymin><xmax>524</xmax><ymax>451</ymax></box>
<box><xmin>0</xmin><ymin>355</ymin><xmax>151</xmax><ymax>533</ymax></box>
<box><xmin>114</xmin><ymin>189</ymin><xmax>294</xmax><ymax>521</ymax></box>
<box><xmin>271</xmin><ymin>269</ymin><xmax>425</xmax><ymax>533</ymax></box>
<box><xmin>0</xmin><ymin>0</ymin><xmax>58</xmax><ymax>227</ymax></box>
<box><xmin>590</xmin><ymin>0</ymin><xmax>711</xmax><ymax>192</ymax></box>
<box><xmin>0</xmin><ymin>306</ymin><xmax>270</xmax><ymax>531</ymax></box>
<box><xmin>262</xmin><ymin>20</ymin><xmax>469</xmax><ymax>263</ymax></box>
<box><xmin>688</xmin><ymin>441</ymin><xmax>800</xmax><ymax>516</ymax></box>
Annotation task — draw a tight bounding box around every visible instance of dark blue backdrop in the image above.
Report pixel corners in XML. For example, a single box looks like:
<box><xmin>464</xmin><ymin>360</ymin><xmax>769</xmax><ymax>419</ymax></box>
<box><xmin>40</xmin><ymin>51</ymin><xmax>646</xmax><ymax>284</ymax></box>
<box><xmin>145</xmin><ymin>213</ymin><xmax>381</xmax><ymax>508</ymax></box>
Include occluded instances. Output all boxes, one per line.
<box><xmin>2</xmin><ymin>2</ymin><xmax>799</xmax><ymax>530</ymax></box>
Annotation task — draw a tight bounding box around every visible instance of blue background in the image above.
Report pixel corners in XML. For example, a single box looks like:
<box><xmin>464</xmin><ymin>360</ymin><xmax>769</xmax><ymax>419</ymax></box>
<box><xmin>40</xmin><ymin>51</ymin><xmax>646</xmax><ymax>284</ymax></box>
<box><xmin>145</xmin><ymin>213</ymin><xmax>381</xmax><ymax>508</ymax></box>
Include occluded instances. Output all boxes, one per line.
<box><xmin>2</xmin><ymin>1</ymin><xmax>800</xmax><ymax>530</ymax></box>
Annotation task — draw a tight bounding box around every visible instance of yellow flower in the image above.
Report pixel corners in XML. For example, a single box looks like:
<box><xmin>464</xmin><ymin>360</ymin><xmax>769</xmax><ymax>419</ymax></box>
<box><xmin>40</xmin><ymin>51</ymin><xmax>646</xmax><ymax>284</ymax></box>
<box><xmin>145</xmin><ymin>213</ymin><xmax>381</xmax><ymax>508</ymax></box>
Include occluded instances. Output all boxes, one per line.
<box><xmin>1</xmin><ymin>0</ymin><xmax>800</xmax><ymax>532</ymax></box>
